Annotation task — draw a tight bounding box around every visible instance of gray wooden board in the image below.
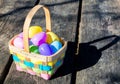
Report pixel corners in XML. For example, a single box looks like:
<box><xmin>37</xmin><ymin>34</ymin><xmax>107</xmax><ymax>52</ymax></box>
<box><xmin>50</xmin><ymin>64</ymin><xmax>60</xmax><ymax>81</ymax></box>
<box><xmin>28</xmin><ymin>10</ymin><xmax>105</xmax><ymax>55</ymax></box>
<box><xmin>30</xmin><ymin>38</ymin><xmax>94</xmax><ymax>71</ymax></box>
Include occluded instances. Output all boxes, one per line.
<box><xmin>4</xmin><ymin>0</ymin><xmax>79</xmax><ymax>84</ymax></box>
<box><xmin>76</xmin><ymin>0</ymin><xmax>120</xmax><ymax>84</ymax></box>
<box><xmin>0</xmin><ymin>0</ymin><xmax>36</xmax><ymax>83</ymax></box>
<box><xmin>0</xmin><ymin>0</ymin><xmax>18</xmax><ymax>72</ymax></box>
<box><xmin>0</xmin><ymin>0</ymin><xmax>34</xmax><ymax>83</ymax></box>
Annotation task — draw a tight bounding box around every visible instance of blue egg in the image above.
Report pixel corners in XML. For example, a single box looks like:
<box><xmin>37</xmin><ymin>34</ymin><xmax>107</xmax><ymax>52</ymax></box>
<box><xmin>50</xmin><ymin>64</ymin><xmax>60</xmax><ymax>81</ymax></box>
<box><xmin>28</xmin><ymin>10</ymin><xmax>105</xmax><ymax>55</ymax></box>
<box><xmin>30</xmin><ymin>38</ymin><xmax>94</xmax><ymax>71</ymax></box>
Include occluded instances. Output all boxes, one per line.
<box><xmin>29</xmin><ymin>40</ymin><xmax>33</xmax><ymax>45</ymax></box>
<box><xmin>50</xmin><ymin>41</ymin><xmax>62</xmax><ymax>54</ymax></box>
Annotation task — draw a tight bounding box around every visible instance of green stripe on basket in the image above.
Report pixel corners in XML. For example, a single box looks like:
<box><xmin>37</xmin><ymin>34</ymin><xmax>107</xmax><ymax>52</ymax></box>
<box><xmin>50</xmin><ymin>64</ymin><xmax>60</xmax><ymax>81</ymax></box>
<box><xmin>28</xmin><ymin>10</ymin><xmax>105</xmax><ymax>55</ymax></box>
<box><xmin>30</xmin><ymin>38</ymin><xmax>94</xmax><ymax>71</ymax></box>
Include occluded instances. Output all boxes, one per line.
<box><xmin>32</xmin><ymin>68</ymin><xmax>41</xmax><ymax>73</ymax></box>
<box><xmin>19</xmin><ymin>63</ymin><xmax>27</xmax><ymax>69</ymax></box>
<box><xmin>48</xmin><ymin>70</ymin><xmax>54</xmax><ymax>75</ymax></box>
<box><xmin>12</xmin><ymin>55</ymin><xmax>20</xmax><ymax>62</ymax></box>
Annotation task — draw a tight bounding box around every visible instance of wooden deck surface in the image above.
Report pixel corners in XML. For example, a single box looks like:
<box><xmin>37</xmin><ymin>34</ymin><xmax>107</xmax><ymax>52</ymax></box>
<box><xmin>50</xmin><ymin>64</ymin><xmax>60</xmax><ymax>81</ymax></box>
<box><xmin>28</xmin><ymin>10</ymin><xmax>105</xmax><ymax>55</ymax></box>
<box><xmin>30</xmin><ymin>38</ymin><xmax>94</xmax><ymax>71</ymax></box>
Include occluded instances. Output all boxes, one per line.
<box><xmin>0</xmin><ymin>0</ymin><xmax>35</xmax><ymax>83</ymax></box>
<box><xmin>0</xmin><ymin>0</ymin><xmax>79</xmax><ymax>84</ymax></box>
<box><xmin>1</xmin><ymin>0</ymin><xmax>120</xmax><ymax>84</ymax></box>
<box><xmin>77</xmin><ymin>0</ymin><xmax>120</xmax><ymax>84</ymax></box>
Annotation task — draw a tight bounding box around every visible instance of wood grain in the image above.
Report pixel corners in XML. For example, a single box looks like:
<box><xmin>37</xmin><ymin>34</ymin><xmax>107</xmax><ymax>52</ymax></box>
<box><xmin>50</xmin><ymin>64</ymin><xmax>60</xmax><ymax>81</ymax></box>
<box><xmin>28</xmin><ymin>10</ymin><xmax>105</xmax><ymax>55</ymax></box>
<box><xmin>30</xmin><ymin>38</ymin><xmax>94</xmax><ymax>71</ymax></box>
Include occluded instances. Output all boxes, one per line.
<box><xmin>4</xmin><ymin>0</ymin><xmax>79</xmax><ymax>84</ymax></box>
<box><xmin>0</xmin><ymin>0</ymin><xmax>34</xmax><ymax>83</ymax></box>
<box><xmin>76</xmin><ymin>0</ymin><xmax>120</xmax><ymax>84</ymax></box>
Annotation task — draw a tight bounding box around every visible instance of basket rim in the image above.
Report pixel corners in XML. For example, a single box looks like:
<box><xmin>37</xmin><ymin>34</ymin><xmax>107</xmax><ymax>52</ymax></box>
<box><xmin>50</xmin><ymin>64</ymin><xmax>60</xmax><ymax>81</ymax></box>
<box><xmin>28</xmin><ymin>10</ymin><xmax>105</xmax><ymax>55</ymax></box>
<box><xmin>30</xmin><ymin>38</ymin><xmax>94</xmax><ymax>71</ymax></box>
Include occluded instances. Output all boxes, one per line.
<box><xmin>8</xmin><ymin>34</ymin><xmax>67</xmax><ymax>62</ymax></box>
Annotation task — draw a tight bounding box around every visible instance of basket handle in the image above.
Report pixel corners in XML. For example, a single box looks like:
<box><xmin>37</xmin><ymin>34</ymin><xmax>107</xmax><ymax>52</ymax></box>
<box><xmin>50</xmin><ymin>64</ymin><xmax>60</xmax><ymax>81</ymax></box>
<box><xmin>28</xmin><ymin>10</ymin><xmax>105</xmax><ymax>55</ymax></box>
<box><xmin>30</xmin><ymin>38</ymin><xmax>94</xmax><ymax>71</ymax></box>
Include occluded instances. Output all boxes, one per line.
<box><xmin>23</xmin><ymin>5</ymin><xmax>51</xmax><ymax>52</ymax></box>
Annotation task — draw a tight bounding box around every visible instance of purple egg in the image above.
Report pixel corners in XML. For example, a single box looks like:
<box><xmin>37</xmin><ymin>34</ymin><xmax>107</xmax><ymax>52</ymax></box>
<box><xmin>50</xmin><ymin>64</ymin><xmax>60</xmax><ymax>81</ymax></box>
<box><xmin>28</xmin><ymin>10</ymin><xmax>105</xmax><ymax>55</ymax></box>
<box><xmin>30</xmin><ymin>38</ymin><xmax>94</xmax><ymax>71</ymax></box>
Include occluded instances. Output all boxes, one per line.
<box><xmin>39</xmin><ymin>43</ymin><xmax>53</xmax><ymax>56</ymax></box>
<box><xmin>31</xmin><ymin>32</ymin><xmax>46</xmax><ymax>46</ymax></box>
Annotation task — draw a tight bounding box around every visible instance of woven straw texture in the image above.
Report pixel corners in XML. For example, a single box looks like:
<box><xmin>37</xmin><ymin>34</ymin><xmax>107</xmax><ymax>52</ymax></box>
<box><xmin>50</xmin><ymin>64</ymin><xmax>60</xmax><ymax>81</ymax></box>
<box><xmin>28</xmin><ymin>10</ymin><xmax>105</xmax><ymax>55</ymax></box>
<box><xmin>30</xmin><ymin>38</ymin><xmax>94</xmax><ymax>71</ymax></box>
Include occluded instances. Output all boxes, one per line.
<box><xmin>8</xmin><ymin>5</ymin><xmax>67</xmax><ymax>80</ymax></box>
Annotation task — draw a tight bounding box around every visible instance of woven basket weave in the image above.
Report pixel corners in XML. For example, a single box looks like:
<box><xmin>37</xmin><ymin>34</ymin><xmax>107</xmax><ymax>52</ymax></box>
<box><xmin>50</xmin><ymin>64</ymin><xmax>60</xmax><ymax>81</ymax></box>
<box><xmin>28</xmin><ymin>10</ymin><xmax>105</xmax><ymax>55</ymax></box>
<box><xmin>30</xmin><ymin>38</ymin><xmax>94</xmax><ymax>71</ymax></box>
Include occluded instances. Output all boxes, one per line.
<box><xmin>8</xmin><ymin>5</ymin><xmax>67</xmax><ymax>80</ymax></box>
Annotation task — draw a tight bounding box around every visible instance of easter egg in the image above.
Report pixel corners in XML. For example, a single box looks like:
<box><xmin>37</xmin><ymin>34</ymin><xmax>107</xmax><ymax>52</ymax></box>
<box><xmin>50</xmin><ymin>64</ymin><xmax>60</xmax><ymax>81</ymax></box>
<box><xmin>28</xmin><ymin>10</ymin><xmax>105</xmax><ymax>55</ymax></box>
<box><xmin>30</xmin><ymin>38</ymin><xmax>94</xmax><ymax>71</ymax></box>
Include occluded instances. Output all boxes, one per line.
<box><xmin>29</xmin><ymin>26</ymin><xmax>42</xmax><ymax>38</ymax></box>
<box><xmin>50</xmin><ymin>41</ymin><xmax>62</xmax><ymax>54</ymax></box>
<box><xmin>13</xmin><ymin>37</ymin><xmax>24</xmax><ymax>49</ymax></box>
<box><xmin>39</xmin><ymin>43</ymin><xmax>53</xmax><ymax>56</ymax></box>
<box><xmin>29</xmin><ymin>45</ymin><xmax>39</xmax><ymax>54</ymax></box>
<box><xmin>29</xmin><ymin>40</ymin><xmax>33</xmax><ymax>45</ymax></box>
<box><xmin>31</xmin><ymin>32</ymin><xmax>46</xmax><ymax>46</ymax></box>
<box><xmin>18</xmin><ymin>32</ymin><xmax>23</xmax><ymax>38</ymax></box>
<box><xmin>46</xmin><ymin>32</ymin><xmax>60</xmax><ymax>44</ymax></box>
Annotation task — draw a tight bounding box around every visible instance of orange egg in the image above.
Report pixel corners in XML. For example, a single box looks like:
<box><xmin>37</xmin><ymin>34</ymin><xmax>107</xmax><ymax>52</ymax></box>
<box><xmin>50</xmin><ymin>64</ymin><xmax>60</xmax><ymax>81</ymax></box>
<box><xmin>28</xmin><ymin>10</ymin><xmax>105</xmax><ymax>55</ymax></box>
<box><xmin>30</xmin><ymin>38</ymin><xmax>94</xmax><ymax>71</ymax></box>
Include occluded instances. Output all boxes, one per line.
<box><xmin>46</xmin><ymin>32</ymin><xmax>59</xmax><ymax>44</ymax></box>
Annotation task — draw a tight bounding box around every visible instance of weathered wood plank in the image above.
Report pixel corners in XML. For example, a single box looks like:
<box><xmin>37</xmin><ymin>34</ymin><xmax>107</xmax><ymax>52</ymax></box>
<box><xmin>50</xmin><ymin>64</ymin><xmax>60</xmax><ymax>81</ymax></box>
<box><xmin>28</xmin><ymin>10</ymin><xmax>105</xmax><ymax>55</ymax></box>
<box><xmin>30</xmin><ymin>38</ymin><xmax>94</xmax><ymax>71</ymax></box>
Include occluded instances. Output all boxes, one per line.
<box><xmin>4</xmin><ymin>0</ymin><xmax>79</xmax><ymax>84</ymax></box>
<box><xmin>0</xmin><ymin>0</ymin><xmax>19</xmax><ymax>82</ymax></box>
<box><xmin>76</xmin><ymin>0</ymin><xmax>120</xmax><ymax>84</ymax></box>
<box><xmin>0</xmin><ymin>0</ymin><xmax>35</xmax><ymax>83</ymax></box>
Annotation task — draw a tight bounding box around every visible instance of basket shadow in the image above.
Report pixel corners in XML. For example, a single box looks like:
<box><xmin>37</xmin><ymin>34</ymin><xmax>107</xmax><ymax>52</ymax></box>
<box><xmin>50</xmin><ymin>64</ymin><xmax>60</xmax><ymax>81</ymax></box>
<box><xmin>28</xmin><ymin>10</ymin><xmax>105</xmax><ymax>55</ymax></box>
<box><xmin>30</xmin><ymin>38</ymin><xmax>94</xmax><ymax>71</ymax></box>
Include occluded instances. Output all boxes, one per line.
<box><xmin>51</xmin><ymin>42</ymin><xmax>101</xmax><ymax>79</ymax></box>
<box><xmin>51</xmin><ymin>42</ymin><xmax>76</xmax><ymax>79</ymax></box>
<box><xmin>75</xmin><ymin>43</ymin><xmax>101</xmax><ymax>70</ymax></box>
<box><xmin>51</xmin><ymin>35</ymin><xmax>120</xmax><ymax>79</ymax></box>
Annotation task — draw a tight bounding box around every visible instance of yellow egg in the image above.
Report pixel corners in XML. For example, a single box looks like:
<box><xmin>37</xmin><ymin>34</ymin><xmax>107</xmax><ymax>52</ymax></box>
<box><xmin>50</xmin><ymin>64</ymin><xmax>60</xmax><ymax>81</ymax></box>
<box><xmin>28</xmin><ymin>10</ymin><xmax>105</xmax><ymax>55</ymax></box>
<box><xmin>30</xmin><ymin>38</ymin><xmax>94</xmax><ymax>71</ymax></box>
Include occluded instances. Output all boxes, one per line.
<box><xmin>46</xmin><ymin>32</ymin><xmax>59</xmax><ymax>44</ymax></box>
<box><xmin>29</xmin><ymin>26</ymin><xmax>42</xmax><ymax>38</ymax></box>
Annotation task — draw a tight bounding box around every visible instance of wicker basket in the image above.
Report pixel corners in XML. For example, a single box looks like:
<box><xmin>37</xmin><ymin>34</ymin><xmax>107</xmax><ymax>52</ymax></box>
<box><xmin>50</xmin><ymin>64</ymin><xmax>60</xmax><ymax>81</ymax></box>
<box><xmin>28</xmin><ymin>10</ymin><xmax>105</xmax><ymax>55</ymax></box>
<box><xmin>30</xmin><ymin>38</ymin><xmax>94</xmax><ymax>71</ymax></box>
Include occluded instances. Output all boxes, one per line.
<box><xmin>8</xmin><ymin>5</ymin><xmax>67</xmax><ymax>80</ymax></box>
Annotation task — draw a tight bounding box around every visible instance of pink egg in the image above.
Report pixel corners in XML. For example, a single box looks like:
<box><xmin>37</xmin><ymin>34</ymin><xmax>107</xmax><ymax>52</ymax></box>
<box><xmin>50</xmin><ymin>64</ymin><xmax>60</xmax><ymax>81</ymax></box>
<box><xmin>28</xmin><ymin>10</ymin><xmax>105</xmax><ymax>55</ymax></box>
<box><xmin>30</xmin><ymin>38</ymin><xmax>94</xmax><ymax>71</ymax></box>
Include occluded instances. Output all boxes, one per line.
<box><xmin>18</xmin><ymin>32</ymin><xmax>23</xmax><ymax>38</ymax></box>
<box><xmin>13</xmin><ymin>37</ymin><xmax>24</xmax><ymax>49</ymax></box>
<box><xmin>39</xmin><ymin>43</ymin><xmax>53</xmax><ymax>56</ymax></box>
<box><xmin>31</xmin><ymin>32</ymin><xmax>46</xmax><ymax>46</ymax></box>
